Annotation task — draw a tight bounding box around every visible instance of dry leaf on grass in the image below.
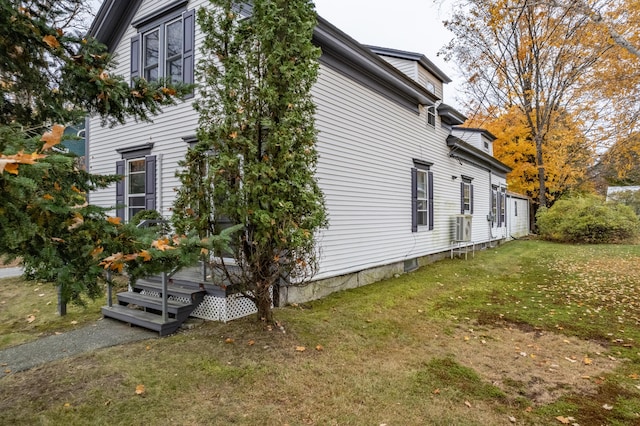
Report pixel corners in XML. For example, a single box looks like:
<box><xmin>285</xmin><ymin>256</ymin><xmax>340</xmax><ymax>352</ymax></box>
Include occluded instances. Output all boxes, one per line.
<box><xmin>26</xmin><ymin>315</ymin><xmax>35</xmax><ymax>323</ymax></box>
<box><xmin>225</xmin><ymin>338</ymin><xmax>234</xmax><ymax>344</ymax></box>
<box><xmin>602</xmin><ymin>404</ymin><xmax>613</xmax><ymax>410</ymax></box>
<box><xmin>556</xmin><ymin>416</ymin><xmax>570</xmax><ymax>424</ymax></box>
<box><xmin>135</xmin><ymin>384</ymin><xmax>145</xmax><ymax>395</ymax></box>
<box><xmin>315</xmin><ymin>344</ymin><xmax>324</xmax><ymax>351</ymax></box>
<box><xmin>295</xmin><ymin>346</ymin><xmax>306</xmax><ymax>352</ymax></box>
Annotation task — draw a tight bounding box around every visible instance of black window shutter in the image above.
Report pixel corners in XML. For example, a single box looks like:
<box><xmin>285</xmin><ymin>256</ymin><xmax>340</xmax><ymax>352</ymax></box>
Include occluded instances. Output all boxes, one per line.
<box><xmin>145</xmin><ymin>155</ymin><xmax>157</xmax><ymax>211</ymax></box>
<box><xmin>411</xmin><ymin>168</ymin><xmax>417</xmax><ymax>232</ymax></box>
<box><xmin>115</xmin><ymin>160</ymin><xmax>125</xmax><ymax>220</ymax></box>
<box><xmin>460</xmin><ymin>181</ymin><xmax>465</xmax><ymax>214</ymax></box>
<box><xmin>428</xmin><ymin>171</ymin><xmax>434</xmax><ymax>230</ymax></box>
<box><xmin>470</xmin><ymin>184</ymin><xmax>474</xmax><ymax>215</ymax></box>
<box><xmin>502</xmin><ymin>192</ymin><xmax>506</xmax><ymax>226</ymax></box>
<box><xmin>497</xmin><ymin>191</ymin><xmax>503</xmax><ymax>227</ymax></box>
<box><xmin>182</xmin><ymin>9</ymin><xmax>195</xmax><ymax>88</ymax></box>
<box><xmin>130</xmin><ymin>35</ymin><xmax>140</xmax><ymax>84</ymax></box>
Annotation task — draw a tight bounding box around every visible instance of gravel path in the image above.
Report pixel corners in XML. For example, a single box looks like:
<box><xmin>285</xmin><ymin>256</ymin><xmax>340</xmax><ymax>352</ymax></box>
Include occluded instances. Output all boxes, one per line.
<box><xmin>0</xmin><ymin>318</ymin><xmax>156</xmax><ymax>378</ymax></box>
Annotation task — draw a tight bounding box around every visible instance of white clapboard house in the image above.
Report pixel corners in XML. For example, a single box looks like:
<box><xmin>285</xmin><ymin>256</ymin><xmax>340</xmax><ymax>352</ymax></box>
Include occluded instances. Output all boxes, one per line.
<box><xmin>87</xmin><ymin>0</ymin><xmax>530</xmax><ymax>333</ymax></box>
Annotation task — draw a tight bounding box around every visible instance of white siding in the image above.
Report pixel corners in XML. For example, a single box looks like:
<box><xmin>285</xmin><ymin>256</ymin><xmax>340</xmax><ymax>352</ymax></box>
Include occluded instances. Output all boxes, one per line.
<box><xmin>89</xmin><ymin>0</ymin><xmax>511</xmax><ymax>283</ymax></box>
<box><xmin>378</xmin><ymin>56</ymin><xmax>417</xmax><ymax>80</ymax></box>
<box><xmin>88</xmin><ymin>0</ymin><xmax>209</xmax><ymax>217</ymax></box>
<box><xmin>417</xmin><ymin>67</ymin><xmax>442</xmax><ymax>98</ymax></box>
<box><xmin>507</xmin><ymin>195</ymin><xmax>530</xmax><ymax>238</ymax></box>
<box><xmin>312</xmin><ymin>66</ymin><xmax>506</xmax><ymax>279</ymax></box>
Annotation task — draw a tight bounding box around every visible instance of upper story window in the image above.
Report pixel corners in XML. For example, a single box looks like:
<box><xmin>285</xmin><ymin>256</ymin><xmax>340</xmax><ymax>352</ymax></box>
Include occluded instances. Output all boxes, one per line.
<box><xmin>426</xmin><ymin>106</ymin><xmax>436</xmax><ymax>127</ymax></box>
<box><xmin>131</xmin><ymin>2</ymin><xmax>195</xmax><ymax>88</ymax></box>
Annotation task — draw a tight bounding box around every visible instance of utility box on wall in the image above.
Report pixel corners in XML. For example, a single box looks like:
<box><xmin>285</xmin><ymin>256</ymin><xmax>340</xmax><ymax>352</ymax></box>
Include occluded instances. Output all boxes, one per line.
<box><xmin>454</xmin><ymin>214</ymin><xmax>473</xmax><ymax>242</ymax></box>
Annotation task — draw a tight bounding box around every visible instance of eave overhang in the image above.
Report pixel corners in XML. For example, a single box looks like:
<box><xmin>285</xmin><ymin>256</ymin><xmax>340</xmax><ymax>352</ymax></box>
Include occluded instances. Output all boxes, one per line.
<box><xmin>313</xmin><ymin>16</ymin><xmax>440</xmax><ymax>112</ymax></box>
<box><xmin>89</xmin><ymin>0</ymin><xmax>144</xmax><ymax>50</ymax></box>
<box><xmin>453</xmin><ymin>126</ymin><xmax>498</xmax><ymax>141</ymax></box>
<box><xmin>447</xmin><ymin>135</ymin><xmax>511</xmax><ymax>174</ymax></box>
<box><xmin>365</xmin><ymin>45</ymin><xmax>452</xmax><ymax>84</ymax></box>
<box><xmin>438</xmin><ymin>103</ymin><xmax>467</xmax><ymax>126</ymax></box>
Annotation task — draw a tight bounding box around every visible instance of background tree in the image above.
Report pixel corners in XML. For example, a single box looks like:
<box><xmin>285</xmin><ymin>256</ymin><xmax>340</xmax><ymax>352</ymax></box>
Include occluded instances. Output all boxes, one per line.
<box><xmin>0</xmin><ymin>0</ymin><xmax>191</xmax><ymax>311</ymax></box>
<box><xmin>174</xmin><ymin>0</ymin><xmax>327</xmax><ymax>324</ymax></box>
<box><xmin>469</xmin><ymin>106</ymin><xmax>594</xmax><ymax>202</ymax></box>
<box><xmin>443</xmin><ymin>0</ymin><xmax>611</xmax><ymax>208</ymax></box>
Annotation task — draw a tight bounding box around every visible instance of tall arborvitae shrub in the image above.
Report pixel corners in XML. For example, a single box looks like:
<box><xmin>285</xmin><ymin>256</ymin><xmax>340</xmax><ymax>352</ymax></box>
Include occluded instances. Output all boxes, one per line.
<box><xmin>174</xmin><ymin>0</ymin><xmax>327</xmax><ymax>323</ymax></box>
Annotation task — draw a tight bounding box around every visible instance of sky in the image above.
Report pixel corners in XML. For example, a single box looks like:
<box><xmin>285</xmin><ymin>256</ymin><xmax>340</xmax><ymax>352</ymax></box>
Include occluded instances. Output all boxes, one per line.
<box><xmin>312</xmin><ymin>0</ymin><xmax>462</xmax><ymax>106</ymax></box>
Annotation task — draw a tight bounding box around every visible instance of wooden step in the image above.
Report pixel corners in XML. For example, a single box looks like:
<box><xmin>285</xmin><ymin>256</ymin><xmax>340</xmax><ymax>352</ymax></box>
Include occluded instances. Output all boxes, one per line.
<box><xmin>101</xmin><ymin>305</ymin><xmax>182</xmax><ymax>336</ymax></box>
<box><xmin>138</xmin><ymin>277</ymin><xmax>226</xmax><ymax>298</ymax></box>
<box><xmin>134</xmin><ymin>278</ymin><xmax>209</xmax><ymax>301</ymax></box>
<box><xmin>116</xmin><ymin>291</ymin><xmax>194</xmax><ymax>319</ymax></box>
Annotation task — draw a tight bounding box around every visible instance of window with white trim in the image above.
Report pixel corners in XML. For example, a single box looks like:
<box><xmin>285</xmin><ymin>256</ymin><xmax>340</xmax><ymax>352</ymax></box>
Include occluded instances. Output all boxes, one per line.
<box><xmin>460</xmin><ymin>176</ymin><xmax>474</xmax><ymax>214</ymax></box>
<box><xmin>411</xmin><ymin>160</ymin><xmax>434</xmax><ymax>232</ymax></box>
<box><xmin>115</xmin><ymin>145</ymin><xmax>156</xmax><ymax>222</ymax></box>
<box><xmin>127</xmin><ymin>159</ymin><xmax>147</xmax><ymax>219</ymax></box>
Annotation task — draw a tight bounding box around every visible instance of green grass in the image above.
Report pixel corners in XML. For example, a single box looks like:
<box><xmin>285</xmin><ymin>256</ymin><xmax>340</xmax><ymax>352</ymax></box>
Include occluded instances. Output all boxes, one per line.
<box><xmin>0</xmin><ymin>276</ymin><xmax>109</xmax><ymax>350</ymax></box>
<box><xmin>1</xmin><ymin>240</ymin><xmax>639</xmax><ymax>425</ymax></box>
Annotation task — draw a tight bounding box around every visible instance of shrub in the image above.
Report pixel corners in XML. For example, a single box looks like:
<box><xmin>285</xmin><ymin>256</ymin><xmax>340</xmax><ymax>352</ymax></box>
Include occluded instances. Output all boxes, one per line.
<box><xmin>536</xmin><ymin>194</ymin><xmax>640</xmax><ymax>243</ymax></box>
<box><xmin>608</xmin><ymin>189</ymin><xmax>640</xmax><ymax>216</ymax></box>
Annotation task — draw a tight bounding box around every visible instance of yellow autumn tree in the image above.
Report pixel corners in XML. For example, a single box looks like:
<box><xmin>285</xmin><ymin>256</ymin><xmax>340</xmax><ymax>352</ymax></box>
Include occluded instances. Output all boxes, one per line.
<box><xmin>443</xmin><ymin>0</ymin><xmax>612</xmax><ymax>208</ymax></box>
<box><xmin>469</xmin><ymin>106</ymin><xmax>594</xmax><ymax>203</ymax></box>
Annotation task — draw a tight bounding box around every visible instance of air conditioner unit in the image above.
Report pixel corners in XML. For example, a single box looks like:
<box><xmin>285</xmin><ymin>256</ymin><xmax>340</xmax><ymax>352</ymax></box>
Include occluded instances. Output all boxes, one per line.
<box><xmin>454</xmin><ymin>214</ymin><xmax>473</xmax><ymax>242</ymax></box>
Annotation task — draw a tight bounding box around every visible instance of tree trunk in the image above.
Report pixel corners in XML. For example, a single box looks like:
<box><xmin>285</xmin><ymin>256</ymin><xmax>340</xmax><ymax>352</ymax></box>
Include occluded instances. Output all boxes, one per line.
<box><xmin>535</xmin><ymin>136</ymin><xmax>547</xmax><ymax>208</ymax></box>
<box><xmin>255</xmin><ymin>281</ymin><xmax>273</xmax><ymax>324</ymax></box>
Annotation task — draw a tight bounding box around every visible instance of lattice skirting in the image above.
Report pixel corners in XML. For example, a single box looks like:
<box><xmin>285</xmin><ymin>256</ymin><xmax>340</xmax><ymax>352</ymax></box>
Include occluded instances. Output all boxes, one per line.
<box><xmin>141</xmin><ymin>289</ymin><xmax>272</xmax><ymax>322</ymax></box>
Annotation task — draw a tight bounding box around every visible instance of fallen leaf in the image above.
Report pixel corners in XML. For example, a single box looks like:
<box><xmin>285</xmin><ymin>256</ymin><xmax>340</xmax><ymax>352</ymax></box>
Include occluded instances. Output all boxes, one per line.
<box><xmin>602</xmin><ymin>404</ymin><xmax>613</xmax><ymax>410</ymax></box>
<box><xmin>508</xmin><ymin>416</ymin><xmax>516</xmax><ymax>423</ymax></box>
<box><xmin>433</xmin><ymin>388</ymin><xmax>440</xmax><ymax>395</ymax></box>
<box><xmin>135</xmin><ymin>384</ymin><xmax>145</xmax><ymax>395</ymax></box>
<box><xmin>70</xmin><ymin>320</ymin><xmax>78</xmax><ymax>325</ymax></box>
<box><xmin>4</xmin><ymin>369</ymin><xmax>11</xmax><ymax>374</ymax></box>
<box><xmin>38</xmin><ymin>293</ymin><xmax>45</xmax><ymax>297</ymax></box>
<box><xmin>248</xmin><ymin>340</ymin><xmax>255</xmax><ymax>346</ymax></box>
<box><xmin>315</xmin><ymin>344</ymin><xmax>324</xmax><ymax>351</ymax></box>
<box><xmin>26</xmin><ymin>315</ymin><xmax>36</xmax><ymax>323</ymax></box>
<box><xmin>145</xmin><ymin>345</ymin><xmax>151</xmax><ymax>351</ymax></box>
<box><xmin>225</xmin><ymin>338</ymin><xmax>234</xmax><ymax>344</ymax></box>
<box><xmin>464</xmin><ymin>400</ymin><xmax>472</xmax><ymax>408</ymax></box>
<box><xmin>63</xmin><ymin>402</ymin><xmax>71</xmax><ymax>408</ymax></box>
<box><xmin>629</xmin><ymin>373</ymin><xmax>639</xmax><ymax>380</ymax></box>
<box><xmin>583</xmin><ymin>357</ymin><xmax>592</xmax><ymax>365</ymax></box>
<box><xmin>556</xmin><ymin>416</ymin><xmax>570</xmax><ymax>424</ymax></box>
<box><xmin>564</xmin><ymin>357</ymin><xmax>577</xmax><ymax>363</ymax></box>
<box><xmin>525</xmin><ymin>406</ymin><xmax>533</xmax><ymax>413</ymax></box>
<box><xmin>295</xmin><ymin>346</ymin><xmax>306</xmax><ymax>352</ymax></box>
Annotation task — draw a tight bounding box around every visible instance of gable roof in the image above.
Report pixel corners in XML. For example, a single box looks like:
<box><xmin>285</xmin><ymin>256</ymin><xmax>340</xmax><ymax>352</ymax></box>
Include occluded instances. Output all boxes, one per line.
<box><xmin>365</xmin><ymin>45</ymin><xmax>452</xmax><ymax>84</ymax></box>
<box><xmin>453</xmin><ymin>127</ymin><xmax>497</xmax><ymax>141</ymax></box>
<box><xmin>447</xmin><ymin>135</ymin><xmax>511</xmax><ymax>174</ymax></box>
<box><xmin>89</xmin><ymin>1</ymin><xmax>441</xmax><ymax>112</ymax></box>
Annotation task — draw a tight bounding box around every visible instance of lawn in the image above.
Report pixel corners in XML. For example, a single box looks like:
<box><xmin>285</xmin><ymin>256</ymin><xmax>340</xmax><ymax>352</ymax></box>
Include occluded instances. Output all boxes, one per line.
<box><xmin>1</xmin><ymin>240</ymin><xmax>639</xmax><ymax>425</ymax></box>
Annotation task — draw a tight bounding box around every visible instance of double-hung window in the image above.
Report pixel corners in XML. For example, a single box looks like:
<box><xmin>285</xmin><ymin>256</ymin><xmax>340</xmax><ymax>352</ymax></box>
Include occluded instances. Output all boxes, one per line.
<box><xmin>491</xmin><ymin>186</ymin><xmax>498</xmax><ymax>226</ymax></box>
<box><xmin>115</xmin><ymin>144</ymin><xmax>156</xmax><ymax>222</ymax></box>
<box><xmin>460</xmin><ymin>176</ymin><xmax>473</xmax><ymax>214</ymax></box>
<box><xmin>131</xmin><ymin>2</ymin><xmax>195</xmax><ymax>87</ymax></box>
<box><xmin>411</xmin><ymin>160</ymin><xmax>434</xmax><ymax>232</ymax></box>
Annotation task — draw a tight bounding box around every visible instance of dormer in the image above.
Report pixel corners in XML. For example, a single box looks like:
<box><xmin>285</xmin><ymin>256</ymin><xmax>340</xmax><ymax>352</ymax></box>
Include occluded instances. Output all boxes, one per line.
<box><xmin>366</xmin><ymin>46</ymin><xmax>451</xmax><ymax>99</ymax></box>
<box><xmin>451</xmin><ymin>127</ymin><xmax>496</xmax><ymax>156</ymax></box>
